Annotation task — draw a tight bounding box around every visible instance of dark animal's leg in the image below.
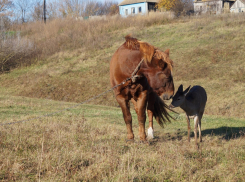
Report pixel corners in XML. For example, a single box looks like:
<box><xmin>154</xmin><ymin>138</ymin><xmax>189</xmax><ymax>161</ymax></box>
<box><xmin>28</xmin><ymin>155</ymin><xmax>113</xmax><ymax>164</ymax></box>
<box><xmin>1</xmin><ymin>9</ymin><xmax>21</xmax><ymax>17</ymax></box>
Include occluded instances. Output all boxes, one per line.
<box><xmin>198</xmin><ymin>112</ymin><xmax>204</xmax><ymax>142</ymax></box>
<box><xmin>194</xmin><ymin>116</ymin><xmax>199</xmax><ymax>146</ymax></box>
<box><xmin>185</xmin><ymin>113</ymin><xmax>191</xmax><ymax>142</ymax></box>
<box><xmin>116</xmin><ymin>95</ymin><xmax>134</xmax><ymax>141</ymax></box>
<box><xmin>136</xmin><ymin>90</ymin><xmax>148</xmax><ymax>141</ymax></box>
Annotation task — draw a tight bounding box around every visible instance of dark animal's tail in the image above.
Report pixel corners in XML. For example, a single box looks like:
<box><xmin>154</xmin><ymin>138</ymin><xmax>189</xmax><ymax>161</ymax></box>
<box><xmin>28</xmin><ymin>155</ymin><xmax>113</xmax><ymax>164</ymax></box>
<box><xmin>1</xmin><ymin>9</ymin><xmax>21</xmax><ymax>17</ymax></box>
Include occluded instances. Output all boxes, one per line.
<box><xmin>153</xmin><ymin>93</ymin><xmax>175</xmax><ymax>128</ymax></box>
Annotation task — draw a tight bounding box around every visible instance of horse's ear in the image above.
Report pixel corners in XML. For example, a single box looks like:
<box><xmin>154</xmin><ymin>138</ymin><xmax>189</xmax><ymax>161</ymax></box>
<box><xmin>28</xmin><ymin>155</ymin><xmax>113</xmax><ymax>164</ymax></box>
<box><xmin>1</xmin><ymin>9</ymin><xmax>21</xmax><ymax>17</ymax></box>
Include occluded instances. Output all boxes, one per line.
<box><xmin>177</xmin><ymin>84</ymin><xmax>183</xmax><ymax>93</ymax></box>
<box><xmin>139</xmin><ymin>41</ymin><xmax>155</xmax><ymax>64</ymax></box>
<box><xmin>164</xmin><ymin>49</ymin><xmax>170</xmax><ymax>56</ymax></box>
<box><xmin>183</xmin><ymin>85</ymin><xmax>191</xmax><ymax>96</ymax></box>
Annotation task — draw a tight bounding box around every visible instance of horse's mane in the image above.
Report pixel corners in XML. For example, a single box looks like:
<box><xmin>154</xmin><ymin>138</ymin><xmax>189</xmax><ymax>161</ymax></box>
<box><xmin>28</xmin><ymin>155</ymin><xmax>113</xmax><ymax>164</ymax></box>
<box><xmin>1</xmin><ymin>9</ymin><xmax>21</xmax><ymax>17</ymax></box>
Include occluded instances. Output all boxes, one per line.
<box><xmin>154</xmin><ymin>50</ymin><xmax>174</xmax><ymax>71</ymax></box>
<box><xmin>124</xmin><ymin>35</ymin><xmax>154</xmax><ymax>63</ymax></box>
<box><xmin>124</xmin><ymin>35</ymin><xmax>173</xmax><ymax>71</ymax></box>
<box><xmin>124</xmin><ymin>34</ymin><xmax>140</xmax><ymax>50</ymax></box>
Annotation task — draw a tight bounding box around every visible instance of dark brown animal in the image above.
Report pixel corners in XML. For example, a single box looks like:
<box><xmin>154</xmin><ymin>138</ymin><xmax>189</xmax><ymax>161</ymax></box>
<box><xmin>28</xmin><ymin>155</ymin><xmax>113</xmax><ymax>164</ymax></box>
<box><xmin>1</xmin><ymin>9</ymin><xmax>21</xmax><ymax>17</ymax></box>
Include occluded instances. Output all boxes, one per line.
<box><xmin>169</xmin><ymin>85</ymin><xmax>207</xmax><ymax>146</ymax></box>
<box><xmin>110</xmin><ymin>35</ymin><xmax>175</xmax><ymax>142</ymax></box>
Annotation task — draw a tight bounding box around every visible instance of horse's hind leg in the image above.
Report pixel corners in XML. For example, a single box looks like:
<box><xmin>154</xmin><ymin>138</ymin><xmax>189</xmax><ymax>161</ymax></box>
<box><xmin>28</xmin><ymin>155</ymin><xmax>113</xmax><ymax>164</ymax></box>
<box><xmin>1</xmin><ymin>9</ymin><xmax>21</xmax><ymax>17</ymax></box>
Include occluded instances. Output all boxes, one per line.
<box><xmin>131</xmin><ymin>99</ymin><xmax>138</xmax><ymax>115</ymax></box>
<box><xmin>146</xmin><ymin>93</ymin><xmax>156</xmax><ymax>140</ymax></box>
<box><xmin>132</xmin><ymin>96</ymin><xmax>153</xmax><ymax>140</ymax></box>
<box><xmin>147</xmin><ymin>109</ymin><xmax>154</xmax><ymax>139</ymax></box>
<box><xmin>136</xmin><ymin>90</ymin><xmax>148</xmax><ymax>141</ymax></box>
<box><xmin>116</xmin><ymin>95</ymin><xmax>134</xmax><ymax>141</ymax></box>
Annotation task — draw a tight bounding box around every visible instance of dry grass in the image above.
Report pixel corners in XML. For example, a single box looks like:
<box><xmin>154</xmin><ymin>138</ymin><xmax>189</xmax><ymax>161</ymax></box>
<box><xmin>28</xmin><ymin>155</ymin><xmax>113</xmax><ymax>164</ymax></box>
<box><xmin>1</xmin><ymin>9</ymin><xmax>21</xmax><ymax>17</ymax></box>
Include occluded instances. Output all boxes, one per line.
<box><xmin>1</xmin><ymin>13</ymin><xmax>245</xmax><ymax>117</ymax></box>
<box><xmin>6</xmin><ymin>13</ymin><xmax>174</xmax><ymax>67</ymax></box>
<box><xmin>1</xmin><ymin>13</ymin><xmax>245</xmax><ymax>181</ymax></box>
<box><xmin>0</xmin><ymin>95</ymin><xmax>245</xmax><ymax>181</ymax></box>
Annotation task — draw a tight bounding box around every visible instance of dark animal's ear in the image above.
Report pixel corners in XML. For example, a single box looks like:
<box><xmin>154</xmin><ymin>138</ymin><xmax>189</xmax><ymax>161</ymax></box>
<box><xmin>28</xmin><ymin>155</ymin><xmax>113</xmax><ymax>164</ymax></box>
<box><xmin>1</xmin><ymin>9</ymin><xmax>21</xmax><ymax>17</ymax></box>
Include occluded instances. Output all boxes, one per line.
<box><xmin>139</xmin><ymin>41</ymin><xmax>155</xmax><ymax>64</ymax></box>
<box><xmin>177</xmin><ymin>84</ymin><xmax>183</xmax><ymax>93</ymax></box>
<box><xmin>164</xmin><ymin>49</ymin><xmax>170</xmax><ymax>56</ymax></box>
<box><xmin>183</xmin><ymin>85</ymin><xmax>191</xmax><ymax>96</ymax></box>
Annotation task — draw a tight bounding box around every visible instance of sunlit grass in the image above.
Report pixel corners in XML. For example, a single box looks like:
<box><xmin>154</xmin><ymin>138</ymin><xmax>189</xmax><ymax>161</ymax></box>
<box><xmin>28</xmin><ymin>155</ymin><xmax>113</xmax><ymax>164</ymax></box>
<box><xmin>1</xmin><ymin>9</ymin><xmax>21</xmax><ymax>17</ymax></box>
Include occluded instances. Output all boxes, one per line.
<box><xmin>2</xmin><ymin>13</ymin><xmax>245</xmax><ymax>117</ymax></box>
<box><xmin>0</xmin><ymin>94</ymin><xmax>245</xmax><ymax>181</ymax></box>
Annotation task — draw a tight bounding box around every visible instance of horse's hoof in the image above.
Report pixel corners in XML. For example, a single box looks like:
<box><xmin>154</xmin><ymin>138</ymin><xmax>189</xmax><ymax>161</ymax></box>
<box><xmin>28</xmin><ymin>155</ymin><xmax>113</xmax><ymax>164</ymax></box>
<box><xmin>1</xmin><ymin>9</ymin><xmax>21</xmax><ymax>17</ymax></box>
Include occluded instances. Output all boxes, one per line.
<box><xmin>126</xmin><ymin>139</ymin><xmax>134</xmax><ymax>144</ymax></box>
<box><xmin>147</xmin><ymin>127</ymin><xmax>154</xmax><ymax>140</ymax></box>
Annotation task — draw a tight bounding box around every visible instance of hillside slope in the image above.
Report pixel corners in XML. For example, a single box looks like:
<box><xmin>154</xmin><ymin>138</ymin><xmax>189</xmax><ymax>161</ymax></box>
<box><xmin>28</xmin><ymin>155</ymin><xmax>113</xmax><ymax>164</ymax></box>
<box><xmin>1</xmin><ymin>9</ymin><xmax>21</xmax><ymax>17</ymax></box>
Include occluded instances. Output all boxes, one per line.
<box><xmin>1</xmin><ymin>14</ymin><xmax>245</xmax><ymax>118</ymax></box>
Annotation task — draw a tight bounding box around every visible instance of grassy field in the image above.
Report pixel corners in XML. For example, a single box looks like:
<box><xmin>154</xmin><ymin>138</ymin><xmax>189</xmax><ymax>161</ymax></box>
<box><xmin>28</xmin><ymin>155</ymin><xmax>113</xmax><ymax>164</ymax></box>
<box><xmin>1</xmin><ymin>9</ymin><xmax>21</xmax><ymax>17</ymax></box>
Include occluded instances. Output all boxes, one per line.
<box><xmin>1</xmin><ymin>13</ymin><xmax>245</xmax><ymax>181</ymax></box>
<box><xmin>0</xmin><ymin>94</ymin><xmax>245</xmax><ymax>181</ymax></box>
<box><xmin>1</xmin><ymin>13</ymin><xmax>245</xmax><ymax>118</ymax></box>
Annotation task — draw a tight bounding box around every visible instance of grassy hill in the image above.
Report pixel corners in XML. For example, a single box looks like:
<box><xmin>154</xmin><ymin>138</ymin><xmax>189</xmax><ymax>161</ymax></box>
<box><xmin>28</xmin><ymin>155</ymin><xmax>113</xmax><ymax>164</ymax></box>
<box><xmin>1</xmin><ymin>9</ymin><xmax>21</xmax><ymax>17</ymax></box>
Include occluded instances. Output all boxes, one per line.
<box><xmin>1</xmin><ymin>13</ymin><xmax>245</xmax><ymax>118</ymax></box>
<box><xmin>0</xmin><ymin>13</ymin><xmax>245</xmax><ymax>181</ymax></box>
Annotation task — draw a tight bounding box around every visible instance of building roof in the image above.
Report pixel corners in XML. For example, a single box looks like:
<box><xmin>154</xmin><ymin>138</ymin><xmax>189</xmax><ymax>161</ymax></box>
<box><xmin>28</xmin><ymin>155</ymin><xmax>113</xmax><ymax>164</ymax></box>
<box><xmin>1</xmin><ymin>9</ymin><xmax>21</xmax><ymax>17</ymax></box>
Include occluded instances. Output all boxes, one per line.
<box><xmin>230</xmin><ymin>0</ymin><xmax>245</xmax><ymax>8</ymax></box>
<box><xmin>118</xmin><ymin>0</ymin><xmax>159</xmax><ymax>6</ymax></box>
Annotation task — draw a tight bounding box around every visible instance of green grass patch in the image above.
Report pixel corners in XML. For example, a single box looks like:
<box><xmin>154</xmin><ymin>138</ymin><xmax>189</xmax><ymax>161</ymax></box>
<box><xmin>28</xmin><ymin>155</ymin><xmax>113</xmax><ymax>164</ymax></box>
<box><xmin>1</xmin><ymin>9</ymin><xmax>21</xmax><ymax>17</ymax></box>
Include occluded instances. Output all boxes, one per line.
<box><xmin>0</xmin><ymin>95</ymin><xmax>245</xmax><ymax>181</ymax></box>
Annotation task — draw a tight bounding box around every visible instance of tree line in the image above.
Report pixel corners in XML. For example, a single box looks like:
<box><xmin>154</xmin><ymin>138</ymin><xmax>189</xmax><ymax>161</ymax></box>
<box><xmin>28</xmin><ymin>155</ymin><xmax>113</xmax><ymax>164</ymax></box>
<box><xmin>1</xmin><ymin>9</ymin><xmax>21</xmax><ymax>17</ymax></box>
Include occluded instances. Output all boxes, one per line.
<box><xmin>0</xmin><ymin>0</ymin><xmax>119</xmax><ymax>25</ymax></box>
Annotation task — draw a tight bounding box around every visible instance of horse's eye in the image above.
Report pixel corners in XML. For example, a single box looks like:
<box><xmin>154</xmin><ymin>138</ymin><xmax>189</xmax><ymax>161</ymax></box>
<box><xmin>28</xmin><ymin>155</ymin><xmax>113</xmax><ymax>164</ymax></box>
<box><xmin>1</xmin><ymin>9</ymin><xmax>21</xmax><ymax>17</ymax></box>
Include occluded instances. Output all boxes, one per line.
<box><xmin>159</xmin><ymin>60</ymin><xmax>167</xmax><ymax>69</ymax></box>
<box><xmin>158</xmin><ymin>60</ymin><xmax>164</xmax><ymax>67</ymax></box>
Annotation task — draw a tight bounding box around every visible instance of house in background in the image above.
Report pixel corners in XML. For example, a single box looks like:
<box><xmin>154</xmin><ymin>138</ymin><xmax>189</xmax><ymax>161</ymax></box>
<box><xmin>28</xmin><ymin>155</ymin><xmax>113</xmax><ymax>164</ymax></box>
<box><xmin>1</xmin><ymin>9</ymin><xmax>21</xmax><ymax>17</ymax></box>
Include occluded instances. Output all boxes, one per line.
<box><xmin>118</xmin><ymin>0</ymin><xmax>158</xmax><ymax>17</ymax></box>
<box><xmin>230</xmin><ymin>0</ymin><xmax>245</xmax><ymax>12</ymax></box>
<box><xmin>194</xmin><ymin>0</ymin><xmax>235</xmax><ymax>14</ymax></box>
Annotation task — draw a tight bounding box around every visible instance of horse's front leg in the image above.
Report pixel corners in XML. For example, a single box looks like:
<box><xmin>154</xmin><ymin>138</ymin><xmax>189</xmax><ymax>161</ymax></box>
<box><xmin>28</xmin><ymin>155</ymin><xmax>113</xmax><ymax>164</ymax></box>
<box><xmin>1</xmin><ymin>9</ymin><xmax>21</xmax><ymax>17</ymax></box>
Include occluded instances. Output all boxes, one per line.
<box><xmin>136</xmin><ymin>90</ymin><xmax>148</xmax><ymax>141</ymax></box>
<box><xmin>116</xmin><ymin>94</ymin><xmax>134</xmax><ymax>141</ymax></box>
<box><xmin>146</xmin><ymin>92</ymin><xmax>156</xmax><ymax>139</ymax></box>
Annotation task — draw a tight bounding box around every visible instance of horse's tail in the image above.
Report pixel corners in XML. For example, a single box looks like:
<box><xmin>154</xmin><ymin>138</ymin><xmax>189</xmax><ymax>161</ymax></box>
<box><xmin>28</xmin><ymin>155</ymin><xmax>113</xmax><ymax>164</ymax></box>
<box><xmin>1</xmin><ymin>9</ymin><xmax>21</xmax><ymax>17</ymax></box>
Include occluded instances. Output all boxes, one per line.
<box><xmin>153</xmin><ymin>93</ymin><xmax>175</xmax><ymax>128</ymax></box>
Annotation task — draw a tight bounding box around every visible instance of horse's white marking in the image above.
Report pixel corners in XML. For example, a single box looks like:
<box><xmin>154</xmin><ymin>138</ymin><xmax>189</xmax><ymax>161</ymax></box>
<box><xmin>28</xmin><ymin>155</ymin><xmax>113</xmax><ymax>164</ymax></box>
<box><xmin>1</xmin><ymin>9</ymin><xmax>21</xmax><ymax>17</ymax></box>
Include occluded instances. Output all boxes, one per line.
<box><xmin>147</xmin><ymin>127</ymin><xmax>154</xmax><ymax>139</ymax></box>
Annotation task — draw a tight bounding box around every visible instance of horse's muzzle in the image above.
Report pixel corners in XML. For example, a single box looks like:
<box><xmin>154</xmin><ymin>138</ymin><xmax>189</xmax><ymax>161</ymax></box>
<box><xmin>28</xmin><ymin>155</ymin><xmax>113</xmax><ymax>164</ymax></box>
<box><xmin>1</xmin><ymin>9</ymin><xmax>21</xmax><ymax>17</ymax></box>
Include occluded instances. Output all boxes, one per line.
<box><xmin>162</xmin><ymin>93</ymin><xmax>173</xmax><ymax>100</ymax></box>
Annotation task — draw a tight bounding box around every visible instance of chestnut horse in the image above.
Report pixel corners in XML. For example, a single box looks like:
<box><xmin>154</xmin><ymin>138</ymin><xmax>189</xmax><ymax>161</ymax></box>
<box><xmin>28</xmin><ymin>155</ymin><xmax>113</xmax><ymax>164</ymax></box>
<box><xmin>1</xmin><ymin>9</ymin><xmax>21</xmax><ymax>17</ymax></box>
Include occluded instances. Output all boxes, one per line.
<box><xmin>110</xmin><ymin>35</ymin><xmax>174</xmax><ymax>142</ymax></box>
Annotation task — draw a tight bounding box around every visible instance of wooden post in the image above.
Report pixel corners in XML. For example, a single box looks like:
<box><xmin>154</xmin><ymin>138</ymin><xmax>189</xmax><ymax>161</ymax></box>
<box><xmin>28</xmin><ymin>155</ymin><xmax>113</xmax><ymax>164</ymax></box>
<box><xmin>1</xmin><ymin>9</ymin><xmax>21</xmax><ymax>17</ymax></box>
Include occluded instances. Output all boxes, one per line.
<box><xmin>43</xmin><ymin>0</ymin><xmax>46</xmax><ymax>24</ymax></box>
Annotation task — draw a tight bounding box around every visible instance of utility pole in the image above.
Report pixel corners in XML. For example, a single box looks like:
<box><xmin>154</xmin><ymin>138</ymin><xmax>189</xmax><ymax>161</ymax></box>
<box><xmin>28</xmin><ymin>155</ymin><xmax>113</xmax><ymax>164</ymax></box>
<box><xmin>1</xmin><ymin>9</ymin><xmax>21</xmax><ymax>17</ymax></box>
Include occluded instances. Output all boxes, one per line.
<box><xmin>43</xmin><ymin>0</ymin><xmax>46</xmax><ymax>24</ymax></box>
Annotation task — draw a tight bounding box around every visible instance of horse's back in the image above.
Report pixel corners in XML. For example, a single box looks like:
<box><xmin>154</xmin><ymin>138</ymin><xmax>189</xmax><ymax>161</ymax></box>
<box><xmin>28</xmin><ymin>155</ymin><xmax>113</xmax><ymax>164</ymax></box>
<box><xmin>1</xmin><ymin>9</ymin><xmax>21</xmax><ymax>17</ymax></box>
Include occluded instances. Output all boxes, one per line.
<box><xmin>110</xmin><ymin>44</ymin><xmax>141</xmax><ymax>87</ymax></box>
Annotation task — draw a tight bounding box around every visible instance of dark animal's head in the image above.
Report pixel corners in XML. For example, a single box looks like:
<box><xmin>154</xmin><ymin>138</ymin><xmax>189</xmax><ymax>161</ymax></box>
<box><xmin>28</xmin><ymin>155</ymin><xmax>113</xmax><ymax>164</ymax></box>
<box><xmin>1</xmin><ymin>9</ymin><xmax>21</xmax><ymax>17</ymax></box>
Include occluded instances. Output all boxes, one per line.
<box><xmin>169</xmin><ymin>84</ymin><xmax>191</xmax><ymax>108</ymax></box>
<box><xmin>138</xmin><ymin>41</ymin><xmax>175</xmax><ymax>100</ymax></box>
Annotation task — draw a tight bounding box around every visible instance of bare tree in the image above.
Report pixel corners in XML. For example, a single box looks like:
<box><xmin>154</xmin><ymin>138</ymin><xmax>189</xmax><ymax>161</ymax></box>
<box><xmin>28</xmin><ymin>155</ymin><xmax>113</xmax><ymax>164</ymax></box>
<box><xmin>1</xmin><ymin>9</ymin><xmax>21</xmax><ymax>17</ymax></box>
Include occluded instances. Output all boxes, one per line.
<box><xmin>108</xmin><ymin>3</ymin><xmax>119</xmax><ymax>15</ymax></box>
<box><xmin>83</xmin><ymin>1</ymin><xmax>102</xmax><ymax>16</ymax></box>
<box><xmin>0</xmin><ymin>0</ymin><xmax>13</xmax><ymax>17</ymax></box>
<box><xmin>99</xmin><ymin>1</ymin><xmax>119</xmax><ymax>15</ymax></box>
<box><xmin>47</xmin><ymin>1</ymin><xmax>60</xmax><ymax>19</ymax></box>
<box><xmin>40</xmin><ymin>0</ymin><xmax>118</xmax><ymax>19</ymax></box>
<box><xmin>58</xmin><ymin>0</ymin><xmax>85</xmax><ymax>18</ymax></box>
<box><xmin>31</xmin><ymin>0</ymin><xmax>43</xmax><ymax>21</ymax></box>
<box><xmin>15</xmin><ymin>0</ymin><xmax>32</xmax><ymax>23</ymax></box>
<box><xmin>0</xmin><ymin>0</ymin><xmax>13</xmax><ymax>37</ymax></box>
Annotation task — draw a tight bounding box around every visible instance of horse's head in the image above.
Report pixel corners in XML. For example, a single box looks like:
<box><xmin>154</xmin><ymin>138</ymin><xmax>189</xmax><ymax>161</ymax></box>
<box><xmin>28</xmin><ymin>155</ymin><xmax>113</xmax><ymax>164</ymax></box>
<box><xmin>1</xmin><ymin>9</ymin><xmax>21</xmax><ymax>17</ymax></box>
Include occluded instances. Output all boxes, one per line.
<box><xmin>139</xmin><ymin>42</ymin><xmax>174</xmax><ymax>100</ymax></box>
